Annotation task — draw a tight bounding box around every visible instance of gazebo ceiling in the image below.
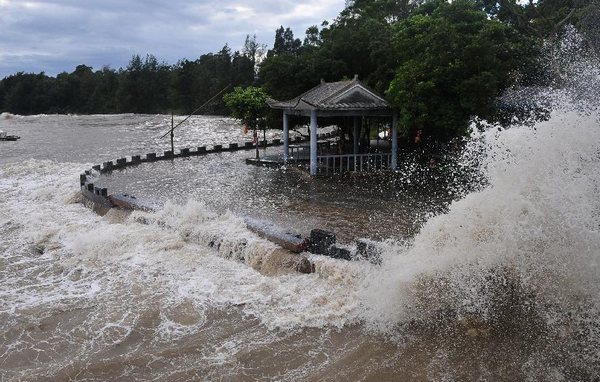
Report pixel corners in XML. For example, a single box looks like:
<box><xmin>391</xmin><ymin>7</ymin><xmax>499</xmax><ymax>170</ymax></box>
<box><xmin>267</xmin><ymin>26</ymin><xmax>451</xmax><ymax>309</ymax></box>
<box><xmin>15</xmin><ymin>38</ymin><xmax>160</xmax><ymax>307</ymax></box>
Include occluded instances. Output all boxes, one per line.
<box><xmin>267</xmin><ymin>76</ymin><xmax>393</xmax><ymax>117</ymax></box>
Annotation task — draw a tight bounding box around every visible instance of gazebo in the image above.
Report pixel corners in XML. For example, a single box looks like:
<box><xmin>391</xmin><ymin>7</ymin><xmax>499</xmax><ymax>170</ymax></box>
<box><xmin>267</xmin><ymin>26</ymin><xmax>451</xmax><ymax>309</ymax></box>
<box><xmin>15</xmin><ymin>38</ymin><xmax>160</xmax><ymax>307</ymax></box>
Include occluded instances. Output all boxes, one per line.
<box><xmin>267</xmin><ymin>75</ymin><xmax>398</xmax><ymax>176</ymax></box>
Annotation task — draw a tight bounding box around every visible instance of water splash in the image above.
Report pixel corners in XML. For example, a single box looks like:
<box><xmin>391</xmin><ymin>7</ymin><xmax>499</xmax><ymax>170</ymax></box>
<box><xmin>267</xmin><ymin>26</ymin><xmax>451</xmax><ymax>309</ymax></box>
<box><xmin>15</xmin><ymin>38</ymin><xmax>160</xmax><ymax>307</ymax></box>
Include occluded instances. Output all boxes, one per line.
<box><xmin>360</xmin><ymin>29</ymin><xmax>600</xmax><ymax>379</ymax></box>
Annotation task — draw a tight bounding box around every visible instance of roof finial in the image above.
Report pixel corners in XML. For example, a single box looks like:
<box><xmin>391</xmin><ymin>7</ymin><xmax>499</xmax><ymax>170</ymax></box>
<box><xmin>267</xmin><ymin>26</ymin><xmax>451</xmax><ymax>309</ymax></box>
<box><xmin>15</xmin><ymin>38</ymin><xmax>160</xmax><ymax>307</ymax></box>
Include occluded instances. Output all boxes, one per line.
<box><xmin>353</xmin><ymin>74</ymin><xmax>359</xmax><ymax>81</ymax></box>
<box><xmin>320</xmin><ymin>78</ymin><xmax>325</xmax><ymax>84</ymax></box>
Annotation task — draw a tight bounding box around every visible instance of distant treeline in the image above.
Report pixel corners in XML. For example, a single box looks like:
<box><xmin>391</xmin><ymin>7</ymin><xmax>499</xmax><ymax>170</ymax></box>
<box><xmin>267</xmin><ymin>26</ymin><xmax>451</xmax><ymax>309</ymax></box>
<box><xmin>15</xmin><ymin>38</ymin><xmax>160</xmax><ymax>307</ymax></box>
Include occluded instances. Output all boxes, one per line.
<box><xmin>0</xmin><ymin>43</ymin><xmax>256</xmax><ymax>115</ymax></box>
<box><xmin>1</xmin><ymin>0</ymin><xmax>598</xmax><ymax>139</ymax></box>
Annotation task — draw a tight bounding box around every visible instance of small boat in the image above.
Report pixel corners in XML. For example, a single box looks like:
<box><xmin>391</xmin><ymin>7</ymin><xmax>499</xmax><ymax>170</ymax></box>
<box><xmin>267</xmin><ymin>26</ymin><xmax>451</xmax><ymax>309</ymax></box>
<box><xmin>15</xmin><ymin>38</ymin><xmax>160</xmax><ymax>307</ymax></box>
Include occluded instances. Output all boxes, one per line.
<box><xmin>0</xmin><ymin>131</ymin><xmax>20</xmax><ymax>141</ymax></box>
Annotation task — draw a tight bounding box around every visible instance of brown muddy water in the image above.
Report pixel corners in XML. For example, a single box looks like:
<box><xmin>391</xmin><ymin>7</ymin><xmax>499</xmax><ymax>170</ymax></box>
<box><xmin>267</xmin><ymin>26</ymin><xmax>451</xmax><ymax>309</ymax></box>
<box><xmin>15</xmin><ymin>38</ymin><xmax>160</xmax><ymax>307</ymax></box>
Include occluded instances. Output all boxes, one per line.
<box><xmin>1</xmin><ymin>112</ymin><xmax>599</xmax><ymax>381</ymax></box>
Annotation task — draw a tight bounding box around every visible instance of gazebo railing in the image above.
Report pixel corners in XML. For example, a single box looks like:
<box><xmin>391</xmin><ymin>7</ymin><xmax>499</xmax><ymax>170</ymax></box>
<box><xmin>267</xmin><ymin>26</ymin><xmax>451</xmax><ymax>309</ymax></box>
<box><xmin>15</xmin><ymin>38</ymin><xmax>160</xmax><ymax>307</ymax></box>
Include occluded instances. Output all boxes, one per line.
<box><xmin>316</xmin><ymin>153</ymin><xmax>393</xmax><ymax>174</ymax></box>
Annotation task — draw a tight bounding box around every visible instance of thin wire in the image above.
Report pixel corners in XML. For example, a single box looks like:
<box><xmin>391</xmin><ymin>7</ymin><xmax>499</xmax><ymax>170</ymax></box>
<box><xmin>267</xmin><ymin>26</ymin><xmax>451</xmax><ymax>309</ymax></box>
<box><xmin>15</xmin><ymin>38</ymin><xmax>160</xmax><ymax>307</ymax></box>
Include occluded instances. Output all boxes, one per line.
<box><xmin>160</xmin><ymin>84</ymin><xmax>231</xmax><ymax>139</ymax></box>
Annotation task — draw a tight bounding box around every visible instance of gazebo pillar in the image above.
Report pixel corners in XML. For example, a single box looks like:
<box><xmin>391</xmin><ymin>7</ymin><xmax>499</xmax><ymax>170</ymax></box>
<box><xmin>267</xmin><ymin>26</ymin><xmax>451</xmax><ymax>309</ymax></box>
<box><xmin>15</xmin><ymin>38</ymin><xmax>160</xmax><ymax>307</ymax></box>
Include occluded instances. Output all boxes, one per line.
<box><xmin>391</xmin><ymin>113</ymin><xmax>398</xmax><ymax>170</ymax></box>
<box><xmin>283</xmin><ymin>111</ymin><xmax>289</xmax><ymax>162</ymax></box>
<box><xmin>310</xmin><ymin>109</ymin><xmax>318</xmax><ymax>175</ymax></box>
<box><xmin>353</xmin><ymin>117</ymin><xmax>360</xmax><ymax>154</ymax></box>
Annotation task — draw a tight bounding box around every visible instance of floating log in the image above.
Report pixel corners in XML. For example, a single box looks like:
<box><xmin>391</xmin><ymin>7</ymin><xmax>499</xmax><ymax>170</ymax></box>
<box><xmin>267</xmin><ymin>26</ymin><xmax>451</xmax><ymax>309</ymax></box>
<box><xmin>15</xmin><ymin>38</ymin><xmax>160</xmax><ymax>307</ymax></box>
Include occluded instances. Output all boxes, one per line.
<box><xmin>245</xmin><ymin>218</ymin><xmax>308</xmax><ymax>253</ymax></box>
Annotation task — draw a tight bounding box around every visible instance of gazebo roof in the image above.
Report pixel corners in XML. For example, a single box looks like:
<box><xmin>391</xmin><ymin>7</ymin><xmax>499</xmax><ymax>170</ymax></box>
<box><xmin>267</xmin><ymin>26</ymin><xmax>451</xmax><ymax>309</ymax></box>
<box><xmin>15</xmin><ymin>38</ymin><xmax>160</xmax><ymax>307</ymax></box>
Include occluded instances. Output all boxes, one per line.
<box><xmin>267</xmin><ymin>76</ymin><xmax>392</xmax><ymax>116</ymax></box>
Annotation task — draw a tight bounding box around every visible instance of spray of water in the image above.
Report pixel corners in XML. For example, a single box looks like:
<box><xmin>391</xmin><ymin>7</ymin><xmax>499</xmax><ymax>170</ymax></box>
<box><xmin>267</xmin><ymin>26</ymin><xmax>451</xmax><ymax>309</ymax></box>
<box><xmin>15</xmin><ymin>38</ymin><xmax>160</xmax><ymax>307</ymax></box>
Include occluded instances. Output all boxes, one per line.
<box><xmin>359</xmin><ymin>28</ymin><xmax>600</xmax><ymax>379</ymax></box>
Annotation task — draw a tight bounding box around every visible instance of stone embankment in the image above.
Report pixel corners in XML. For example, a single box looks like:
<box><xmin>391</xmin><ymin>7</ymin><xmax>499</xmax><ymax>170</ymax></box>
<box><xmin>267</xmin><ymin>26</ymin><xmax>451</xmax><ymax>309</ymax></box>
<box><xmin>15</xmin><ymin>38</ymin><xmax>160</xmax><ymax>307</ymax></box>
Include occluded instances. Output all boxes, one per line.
<box><xmin>79</xmin><ymin>134</ymin><xmax>330</xmax><ymax>210</ymax></box>
<box><xmin>79</xmin><ymin>132</ymin><xmax>379</xmax><ymax>274</ymax></box>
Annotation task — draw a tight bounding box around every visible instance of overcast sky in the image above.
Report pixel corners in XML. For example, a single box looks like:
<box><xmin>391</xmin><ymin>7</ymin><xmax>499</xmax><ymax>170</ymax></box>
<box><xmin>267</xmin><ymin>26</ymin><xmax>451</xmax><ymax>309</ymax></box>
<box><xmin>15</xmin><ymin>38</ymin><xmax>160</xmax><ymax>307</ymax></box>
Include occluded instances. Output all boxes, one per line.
<box><xmin>0</xmin><ymin>0</ymin><xmax>344</xmax><ymax>78</ymax></box>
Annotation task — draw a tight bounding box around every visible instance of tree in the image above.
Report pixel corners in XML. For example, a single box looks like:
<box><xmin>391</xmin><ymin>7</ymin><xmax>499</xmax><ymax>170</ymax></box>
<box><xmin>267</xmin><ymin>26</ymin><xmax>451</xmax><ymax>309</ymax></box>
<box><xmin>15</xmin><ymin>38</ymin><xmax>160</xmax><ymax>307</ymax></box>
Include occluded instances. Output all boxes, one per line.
<box><xmin>269</xmin><ymin>26</ymin><xmax>302</xmax><ymax>56</ymax></box>
<box><xmin>386</xmin><ymin>0</ymin><xmax>530</xmax><ymax>142</ymax></box>
<box><xmin>223</xmin><ymin>86</ymin><xmax>270</xmax><ymax>158</ymax></box>
<box><xmin>242</xmin><ymin>35</ymin><xmax>267</xmax><ymax>77</ymax></box>
<box><xmin>89</xmin><ymin>66</ymin><xmax>119</xmax><ymax>113</ymax></box>
<box><xmin>577</xmin><ymin>1</ymin><xmax>600</xmax><ymax>54</ymax></box>
<box><xmin>116</xmin><ymin>54</ymin><xmax>172</xmax><ymax>113</ymax></box>
<box><xmin>341</xmin><ymin>0</ymin><xmax>419</xmax><ymax>23</ymax></box>
<box><xmin>303</xmin><ymin>25</ymin><xmax>321</xmax><ymax>47</ymax></box>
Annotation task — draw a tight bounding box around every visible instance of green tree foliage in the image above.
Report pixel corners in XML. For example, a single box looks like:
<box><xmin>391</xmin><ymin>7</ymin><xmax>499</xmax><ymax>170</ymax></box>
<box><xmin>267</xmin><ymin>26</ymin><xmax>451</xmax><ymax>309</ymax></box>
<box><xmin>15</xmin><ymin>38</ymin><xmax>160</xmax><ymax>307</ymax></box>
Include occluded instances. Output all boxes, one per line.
<box><xmin>259</xmin><ymin>0</ymin><xmax>418</xmax><ymax>99</ymax></box>
<box><xmin>222</xmin><ymin>86</ymin><xmax>270</xmax><ymax>130</ymax></box>
<box><xmin>223</xmin><ymin>86</ymin><xmax>270</xmax><ymax>158</ymax></box>
<box><xmin>1</xmin><ymin>72</ymin><xmax>56</xmax><ymax>114</ymax></box>
<box><xmin>577</xmin><ymin>2</ymin><xmax>600</xmax><ymax>53</ymax></box>
<box><xmin>258</xmin><ymin>0</ymin><xmax>596</xmax><ymax>143</ymax></box>
<box><xmin>386</xmin><ymin>0</ymin><xmax>532</xmax><ymax>141</ymax></box>
<box><xmin>116</xmin><ymin>54</ymin><xmax>171</xmax><ymax>113</ymax></box>
<box><xmin>259</xmin><ymin>24</ymin><xmax>348</xmax><ymax>101</ymax></box>
<box><xmin>303</xmin><ymin>25</ymin><xmax>321</xmax><ymax>47</ymax></box>
<box><xmin>269</xmin><ymin>26</ymin><xmax>302</xmax><ymax>56</ymax></box>
<box><xmin>242</xmin><ymin>34</ymin><xmax>267</xmax><ymax>76</ymax></box>
<box><xmin>478</xmin><ymin>0</ymin><xmax>595</xmax><ymax>38</ymax></box>
<box><xmin>0</xmin><ymin>39</ymin><xmax>256</xmax><ymax>115</ymax></box>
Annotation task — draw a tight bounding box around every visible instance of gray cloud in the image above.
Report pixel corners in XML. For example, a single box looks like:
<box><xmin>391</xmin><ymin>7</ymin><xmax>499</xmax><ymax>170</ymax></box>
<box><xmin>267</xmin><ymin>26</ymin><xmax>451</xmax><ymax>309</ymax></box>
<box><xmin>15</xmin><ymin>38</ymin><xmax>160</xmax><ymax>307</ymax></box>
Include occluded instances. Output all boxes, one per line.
<box><xmin>0</xmin><ymin>0</ymin><xmax>342</xmax><ymax>78</ymax></box>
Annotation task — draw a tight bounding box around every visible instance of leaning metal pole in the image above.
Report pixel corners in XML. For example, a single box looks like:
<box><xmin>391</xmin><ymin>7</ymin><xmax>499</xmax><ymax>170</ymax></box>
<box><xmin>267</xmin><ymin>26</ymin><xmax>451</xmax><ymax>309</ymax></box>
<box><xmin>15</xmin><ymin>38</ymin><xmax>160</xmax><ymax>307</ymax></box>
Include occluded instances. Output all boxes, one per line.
<box><xmin>170</xmin><ymin>112</ymin><xmax>174</xmax><ymax>155</ymax></box>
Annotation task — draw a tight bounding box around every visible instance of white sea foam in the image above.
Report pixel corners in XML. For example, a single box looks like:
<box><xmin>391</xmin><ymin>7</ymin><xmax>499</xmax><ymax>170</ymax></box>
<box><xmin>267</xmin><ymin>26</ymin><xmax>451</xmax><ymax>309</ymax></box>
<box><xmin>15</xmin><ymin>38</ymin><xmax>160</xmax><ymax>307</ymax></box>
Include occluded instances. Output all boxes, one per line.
<box><xmin>0</xmin><ymin>158</ymin><xmax>366</xmax><ymax>338</ymax></box>
<box><xmin>360</xmin><ymin>104</ymin><xmax>600</xmax><ymax>322</ymax></box>
<box><xmin>356</xmin><ymin>37</ymin><xmax>600</xmax><ymax>379</ymax></box>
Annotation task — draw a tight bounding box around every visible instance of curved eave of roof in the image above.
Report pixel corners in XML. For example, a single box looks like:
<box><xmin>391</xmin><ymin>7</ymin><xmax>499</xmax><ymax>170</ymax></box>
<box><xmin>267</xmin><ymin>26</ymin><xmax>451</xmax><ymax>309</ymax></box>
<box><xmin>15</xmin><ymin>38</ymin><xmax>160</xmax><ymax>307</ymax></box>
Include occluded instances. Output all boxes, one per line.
<box><xmin>266</xmin><ymin>98</ymin><xmax>300</xmax><ymax>109</ymax></box>
<box><xmin>318</xmin><ymin>102</ymin><xmax>389</xmax><ymax>110</ymax></box>
<box><xmin>267</xmin><ymin>78</ymin><xmax>392</xmax><ymax>112</ymax></box>
<box><xmin>267</xmin><ymin>101</ymin><xmax>392</xmax><ymax>111</ymax></box>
